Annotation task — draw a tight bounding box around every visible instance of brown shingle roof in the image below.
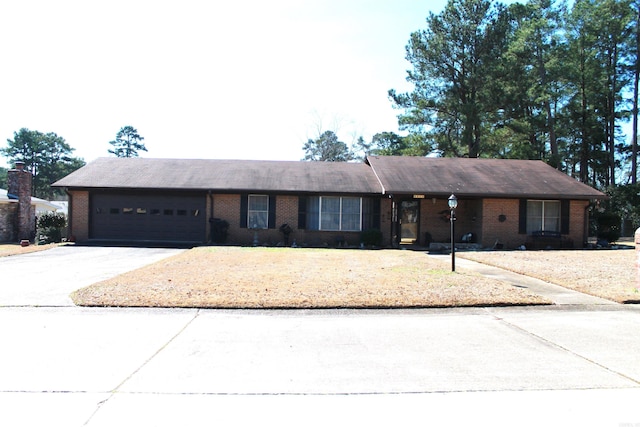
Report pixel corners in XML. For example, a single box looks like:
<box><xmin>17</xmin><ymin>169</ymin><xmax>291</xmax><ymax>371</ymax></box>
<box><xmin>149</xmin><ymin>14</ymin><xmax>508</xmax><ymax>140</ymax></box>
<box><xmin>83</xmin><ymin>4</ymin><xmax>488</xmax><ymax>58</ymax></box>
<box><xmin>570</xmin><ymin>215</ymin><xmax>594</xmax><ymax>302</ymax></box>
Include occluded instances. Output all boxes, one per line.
<box><xmin>52</xmin><ymin>157</ymin><xmax>384</xmax><ymax>194</ymax></box>
<box><xmin>366</xmin><ymin>156</ymin><xmax>605</xmax><ymax>199</ymax></box>
<box><xmin>53</xmin><ymin>156</ymin><xmax>605</xmax><ymax>200</ymax></box>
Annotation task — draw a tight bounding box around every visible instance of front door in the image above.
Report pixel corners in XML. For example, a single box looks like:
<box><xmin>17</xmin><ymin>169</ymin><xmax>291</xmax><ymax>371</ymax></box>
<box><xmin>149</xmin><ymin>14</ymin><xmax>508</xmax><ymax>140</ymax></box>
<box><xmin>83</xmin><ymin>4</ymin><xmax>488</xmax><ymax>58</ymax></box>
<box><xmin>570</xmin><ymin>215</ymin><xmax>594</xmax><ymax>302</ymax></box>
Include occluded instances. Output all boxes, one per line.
<box><xmin>400</xmin><ymin>200</ymin><xmax>420</xmax><ymax>244</ymax></box>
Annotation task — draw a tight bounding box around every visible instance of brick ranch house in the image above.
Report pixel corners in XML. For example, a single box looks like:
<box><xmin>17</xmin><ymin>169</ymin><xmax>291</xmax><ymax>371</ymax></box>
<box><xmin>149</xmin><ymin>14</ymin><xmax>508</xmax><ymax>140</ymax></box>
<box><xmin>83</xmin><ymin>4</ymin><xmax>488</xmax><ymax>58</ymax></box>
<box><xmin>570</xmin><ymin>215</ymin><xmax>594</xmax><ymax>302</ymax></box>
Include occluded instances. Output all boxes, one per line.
<box><xmin>52</xmin><ymin>156</ymin><xmax>605</xmax><ymax>249</ymax></box>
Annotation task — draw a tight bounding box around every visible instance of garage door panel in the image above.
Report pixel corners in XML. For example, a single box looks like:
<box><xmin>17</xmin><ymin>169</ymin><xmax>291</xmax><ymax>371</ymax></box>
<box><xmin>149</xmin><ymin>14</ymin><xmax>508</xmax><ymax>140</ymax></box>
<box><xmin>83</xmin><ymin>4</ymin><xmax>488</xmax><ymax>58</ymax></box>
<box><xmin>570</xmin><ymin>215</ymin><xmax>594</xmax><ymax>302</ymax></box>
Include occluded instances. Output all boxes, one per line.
<box><xmin>90</xmin><ymin>192</ymin><xmax>206</xmax><ymax>242</ymax></box>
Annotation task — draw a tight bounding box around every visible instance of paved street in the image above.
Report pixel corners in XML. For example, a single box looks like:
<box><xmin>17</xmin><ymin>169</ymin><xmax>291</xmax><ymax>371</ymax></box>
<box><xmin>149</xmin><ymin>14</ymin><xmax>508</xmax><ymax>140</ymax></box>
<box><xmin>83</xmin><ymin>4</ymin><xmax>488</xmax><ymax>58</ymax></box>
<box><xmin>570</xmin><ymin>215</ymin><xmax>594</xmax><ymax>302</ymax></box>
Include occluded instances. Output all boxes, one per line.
<box><xmin>0</xmin><ymin>247</ymin><xmax>639</xmax><ymax>426</ymax></box>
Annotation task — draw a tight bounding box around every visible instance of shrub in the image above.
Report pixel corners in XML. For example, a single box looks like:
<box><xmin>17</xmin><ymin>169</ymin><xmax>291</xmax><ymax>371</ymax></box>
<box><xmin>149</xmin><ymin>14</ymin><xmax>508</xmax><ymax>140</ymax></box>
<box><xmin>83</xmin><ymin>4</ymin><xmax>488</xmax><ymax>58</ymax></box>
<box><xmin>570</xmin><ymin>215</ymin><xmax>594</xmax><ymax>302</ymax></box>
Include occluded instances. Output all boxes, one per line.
<box><xmin>360</xmin><ymin>228</ymin><xmax>382</xmax><ymax>247</ymax></box>
<box><xmin>594</xmin><ymin>211</ymin><xmax>621</xmax><ymax>244</ymax></box>
<box><xmin>37</xmin><ymin>212</ymin><xmax>67</xmax><ymax>244</ymax></box>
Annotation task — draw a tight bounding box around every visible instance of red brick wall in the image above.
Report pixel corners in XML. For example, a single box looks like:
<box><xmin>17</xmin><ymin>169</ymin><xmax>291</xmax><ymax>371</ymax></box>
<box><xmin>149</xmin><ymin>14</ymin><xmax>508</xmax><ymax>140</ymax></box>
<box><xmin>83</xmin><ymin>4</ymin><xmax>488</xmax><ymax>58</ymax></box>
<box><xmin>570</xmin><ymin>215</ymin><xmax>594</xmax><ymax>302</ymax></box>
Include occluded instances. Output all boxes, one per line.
<box><xmin>69</xmin><ymin>190</ymin><xmax>89</xmax><ymax>242</ymax></box>
<box><xmin>212</xmin><ymin>194</ymin><xmax>242</xmax><ymax>242</ymax></box>
<box><xmin>481</xmin><ymin>199</ymin><xmax>521</xmax><ymax>248</ymax></box>
<box><xmin>65</xmin><ymin>190</ymin><xmax>591</xmax><ymax>249</ymax></box>
<box><xmin>568</xmin><ymin>200</ymin><xmax>589</xmax><ymax>247</ymax></box>
<box><xmin>480</xmin><ymin>198</ymin><xmax>589</xmax><ymax>249</ymax></box>
<box><xmin>385</xmin><ymin>197</ymin><xmax>484</xmax><ymax>246</ymax></box>
<box><xmin>212</xmin><ymin>193</ymin><xmax>385</xmax><ymax>247</ymax></box>
<box><xmin>418</xmin><ymin>198</ymin><xmax>451</xmax><ymax>244</ymax></box>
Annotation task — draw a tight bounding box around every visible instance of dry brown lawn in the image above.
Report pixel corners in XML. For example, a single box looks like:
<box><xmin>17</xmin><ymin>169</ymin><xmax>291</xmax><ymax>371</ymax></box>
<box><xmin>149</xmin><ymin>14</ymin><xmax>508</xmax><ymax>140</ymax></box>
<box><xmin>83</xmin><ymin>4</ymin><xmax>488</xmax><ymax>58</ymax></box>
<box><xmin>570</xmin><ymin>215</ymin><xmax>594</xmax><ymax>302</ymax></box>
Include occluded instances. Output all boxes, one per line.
<box><xmin>0</xmin><ymin>243</ymin><xmax>59</xmax><ymax>257</ymax></box>
<box><xmin>71</xmin><ymin>247</ymin><xmax>550</xmax><ymax>308</ymax></box>
<box><xmin>459</xmin><ymin>249</ymin><xmax>639</xmax><ymax>303</ymax></box>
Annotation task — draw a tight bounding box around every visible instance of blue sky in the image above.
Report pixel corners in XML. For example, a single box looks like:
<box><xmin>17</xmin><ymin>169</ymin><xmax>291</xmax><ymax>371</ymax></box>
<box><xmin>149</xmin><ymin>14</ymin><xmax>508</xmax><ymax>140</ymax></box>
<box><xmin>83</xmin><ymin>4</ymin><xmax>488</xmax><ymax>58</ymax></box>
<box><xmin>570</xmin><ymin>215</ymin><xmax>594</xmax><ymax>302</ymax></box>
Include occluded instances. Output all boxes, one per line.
<box><xmin>0</xmin><ymin>1</ymin><xmax>447</xmax><ymax>164</ymax></box>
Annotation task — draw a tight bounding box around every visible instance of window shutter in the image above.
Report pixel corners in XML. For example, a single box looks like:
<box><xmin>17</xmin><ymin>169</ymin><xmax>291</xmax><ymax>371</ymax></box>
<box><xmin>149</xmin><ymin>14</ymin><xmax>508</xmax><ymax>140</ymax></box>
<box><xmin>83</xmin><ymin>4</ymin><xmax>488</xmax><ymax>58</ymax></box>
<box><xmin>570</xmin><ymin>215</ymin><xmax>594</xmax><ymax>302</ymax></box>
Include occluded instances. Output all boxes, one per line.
<box><xmin>560</xmin><ymin>199</ymin><xmax>570</xmax><ymax>234</ymax></box>
<box><xmin>518</xmin><ymin>199</ymin><xmax>527</xmax><ymax>234</ymax></box>
<box><xmin>268</xmin><ymin>195</ymin><xmax>276</xmax><ymax>229</ymax></box>
<box><xmin>298</xmin><ymin>197</ymin><xmax>306</xmax><ymax>229</ymax></box>
<box><xmin>240</xmin><ymin>194</ymin><xmax>248</xmax><ymax>228</ymax></box>
<box><xmin>372</xmin><ymin>198</ymin><xmax>381</xmax><ymax>229</ymax></box>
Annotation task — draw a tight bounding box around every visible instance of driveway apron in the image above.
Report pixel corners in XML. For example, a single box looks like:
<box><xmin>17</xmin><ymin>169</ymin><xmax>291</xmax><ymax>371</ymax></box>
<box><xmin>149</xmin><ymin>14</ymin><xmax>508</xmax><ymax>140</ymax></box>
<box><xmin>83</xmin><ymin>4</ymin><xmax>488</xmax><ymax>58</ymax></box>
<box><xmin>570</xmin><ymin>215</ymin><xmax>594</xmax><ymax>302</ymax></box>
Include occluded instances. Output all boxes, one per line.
<box><xmin>0</xmin><ymin>245</ymin><xmax>185</xmax><ymax>306</ymax></box>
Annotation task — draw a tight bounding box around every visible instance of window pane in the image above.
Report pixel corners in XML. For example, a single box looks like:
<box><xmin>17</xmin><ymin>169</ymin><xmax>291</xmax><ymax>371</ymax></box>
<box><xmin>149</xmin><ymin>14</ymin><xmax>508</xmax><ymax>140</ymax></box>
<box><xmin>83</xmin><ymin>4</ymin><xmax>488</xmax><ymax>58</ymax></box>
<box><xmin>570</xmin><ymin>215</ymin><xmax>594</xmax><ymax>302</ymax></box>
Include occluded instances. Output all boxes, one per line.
<box><xmin>248</xmin><ymin>212</ymin><xmax>268</xmax><ymax>229</ymax></box>
<box><xmin>322</xmin><ymin>197</ymin><xmax>340</xmax><ymax>213</ymax></box>
<box><xmin>341</xmin><ymin>197</ymin><xmax>360</xmax><ymax>214</ymax></box>
<box><xmin>526</xmin><ymin>201</ymin><xmax>543</xmax><ymax>234</ymax></box>
<box><xmin>544</xmin><ymin>201</ymin><xmax>560</xmax><ymax>232</ymax></box>
<box><xmin>321</xmin><ymin>197</ymin><xmax>340</xmax><ymax>230</ymax></box>
<box><xmin>249</xmin><ymin>195</ymin><xmax>268</xmax><ymax>211</ymax></box>
<box><xmin>341</xmin><ymin>197</ymin><xmax>361</xmax><ymax>231</ymax></box>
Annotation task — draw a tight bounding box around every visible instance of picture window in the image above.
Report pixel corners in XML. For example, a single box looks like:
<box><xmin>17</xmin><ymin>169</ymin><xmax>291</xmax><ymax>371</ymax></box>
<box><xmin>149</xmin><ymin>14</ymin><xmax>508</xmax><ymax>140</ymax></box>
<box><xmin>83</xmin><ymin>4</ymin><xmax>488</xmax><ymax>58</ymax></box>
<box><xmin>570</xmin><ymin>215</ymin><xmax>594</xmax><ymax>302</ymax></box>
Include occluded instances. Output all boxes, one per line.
<box><xmin>306</xmin><ymin>196</ymin><xmax>362</xmax><ymax>231</ymax></box>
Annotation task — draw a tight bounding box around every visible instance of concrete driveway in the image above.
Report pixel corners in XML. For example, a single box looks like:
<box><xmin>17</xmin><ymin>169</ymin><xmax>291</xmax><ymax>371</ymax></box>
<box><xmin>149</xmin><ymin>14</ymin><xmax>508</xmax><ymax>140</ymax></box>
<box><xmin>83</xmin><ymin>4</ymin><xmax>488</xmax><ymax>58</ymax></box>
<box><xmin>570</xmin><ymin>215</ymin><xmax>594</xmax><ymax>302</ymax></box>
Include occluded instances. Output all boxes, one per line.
<box><xmin>0</xmin><ymin>245</ymin><xmax>185</xmax><ymax>306</ymax></box>
<box><xmin>0</xmin><ymin>247</ymin><xmax>639</xmax><ymax>426</ymax></box>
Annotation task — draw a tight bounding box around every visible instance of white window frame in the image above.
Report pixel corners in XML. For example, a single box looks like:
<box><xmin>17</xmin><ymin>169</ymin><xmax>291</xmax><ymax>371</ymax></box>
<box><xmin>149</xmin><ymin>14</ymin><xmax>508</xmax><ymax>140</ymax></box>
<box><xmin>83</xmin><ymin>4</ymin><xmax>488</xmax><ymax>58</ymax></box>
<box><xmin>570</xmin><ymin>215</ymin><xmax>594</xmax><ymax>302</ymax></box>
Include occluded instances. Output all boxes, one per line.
<box><xmin>248</xmin><ymin>194</ymin><xmax>269</xmax><ymax>229</ymax></box>
<box><xmin>527</xmin><ymin>200</ymin><xmax>561</xmax><ymax>234</ymax></box>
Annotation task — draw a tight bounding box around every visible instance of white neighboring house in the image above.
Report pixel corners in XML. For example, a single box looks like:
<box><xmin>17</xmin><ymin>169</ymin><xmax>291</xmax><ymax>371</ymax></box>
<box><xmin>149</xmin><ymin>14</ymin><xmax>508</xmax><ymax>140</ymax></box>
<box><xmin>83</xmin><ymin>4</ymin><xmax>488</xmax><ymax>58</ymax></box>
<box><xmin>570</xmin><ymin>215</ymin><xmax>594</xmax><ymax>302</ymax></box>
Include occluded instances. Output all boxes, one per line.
<box><xmin>0</xmin><ymin>189</ymin><xmax>64</xmax><ymax>214</ymax></box>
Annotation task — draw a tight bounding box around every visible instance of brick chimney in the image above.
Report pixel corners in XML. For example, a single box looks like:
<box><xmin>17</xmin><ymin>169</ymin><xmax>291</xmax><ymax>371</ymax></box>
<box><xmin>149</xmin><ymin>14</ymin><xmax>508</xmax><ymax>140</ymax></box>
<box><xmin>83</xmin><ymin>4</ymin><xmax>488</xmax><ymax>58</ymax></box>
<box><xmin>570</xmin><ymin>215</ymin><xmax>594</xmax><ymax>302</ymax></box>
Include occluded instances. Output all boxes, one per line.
<box><xmin>7</xmin><ymin>161</ymin><xmax>33</xmax><ymax>242</ymax></box>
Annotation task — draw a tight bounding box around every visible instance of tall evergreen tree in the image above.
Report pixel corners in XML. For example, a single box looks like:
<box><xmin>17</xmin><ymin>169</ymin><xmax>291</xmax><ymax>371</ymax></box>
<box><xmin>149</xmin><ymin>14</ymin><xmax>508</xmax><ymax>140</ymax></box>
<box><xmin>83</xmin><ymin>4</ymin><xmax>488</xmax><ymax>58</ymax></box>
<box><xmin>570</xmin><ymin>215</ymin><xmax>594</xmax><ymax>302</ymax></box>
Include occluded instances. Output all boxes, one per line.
<box><xmin>563</xmin><ymin>0</ymin><xmax>633</xmax><ymax>186</ymax></box>
<box><xmin>501</xmin><ymin>0</ymin><xmax>567</xmax><ymax>165</ymax></box>
<box><xmin>389</xmin><ymin>0</ymin><xmax>509</xmax><ymax>158</ymax></box>
<box><xmin>1</xmin><ymin>128</ymin><xmax>85</xmax><ymax>199</ymax></box>
<box><xmin>108</xmin><ymin>126</ymin><xmax>147</xmax><ymax>158</ymax></box>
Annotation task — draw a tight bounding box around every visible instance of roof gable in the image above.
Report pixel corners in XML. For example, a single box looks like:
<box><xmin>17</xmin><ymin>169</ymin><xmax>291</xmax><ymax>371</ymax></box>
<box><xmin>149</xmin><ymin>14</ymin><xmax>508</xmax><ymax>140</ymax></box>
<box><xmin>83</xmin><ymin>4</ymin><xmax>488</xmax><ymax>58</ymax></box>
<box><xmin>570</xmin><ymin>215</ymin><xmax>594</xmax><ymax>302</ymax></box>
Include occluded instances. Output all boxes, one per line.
<box><xmin>366</xmin><ymin>156</ymin><xmax>604</xmax><ymax>199</ymax></box>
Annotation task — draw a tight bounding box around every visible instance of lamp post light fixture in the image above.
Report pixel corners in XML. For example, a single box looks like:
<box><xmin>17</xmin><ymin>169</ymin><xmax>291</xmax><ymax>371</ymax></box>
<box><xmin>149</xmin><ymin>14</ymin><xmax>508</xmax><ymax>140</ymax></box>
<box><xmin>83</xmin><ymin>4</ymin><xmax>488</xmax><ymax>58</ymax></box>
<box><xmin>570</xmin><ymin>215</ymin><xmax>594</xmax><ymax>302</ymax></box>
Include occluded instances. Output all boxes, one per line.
<box><xmin>448</xmin><ymin>194</ymin><xmax>458</xmax><ymax>272</ymax></box>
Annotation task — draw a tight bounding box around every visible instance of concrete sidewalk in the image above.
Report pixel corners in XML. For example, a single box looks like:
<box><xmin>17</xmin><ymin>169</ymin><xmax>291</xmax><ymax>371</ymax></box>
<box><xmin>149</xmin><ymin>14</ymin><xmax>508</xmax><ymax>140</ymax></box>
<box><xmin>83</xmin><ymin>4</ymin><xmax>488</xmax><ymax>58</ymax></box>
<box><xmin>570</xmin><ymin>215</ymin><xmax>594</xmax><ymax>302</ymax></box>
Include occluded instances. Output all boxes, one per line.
<box><xmin>429</xmin><ymin>253</ymin><xmax>617</xmax><ymax>305</ymax></box>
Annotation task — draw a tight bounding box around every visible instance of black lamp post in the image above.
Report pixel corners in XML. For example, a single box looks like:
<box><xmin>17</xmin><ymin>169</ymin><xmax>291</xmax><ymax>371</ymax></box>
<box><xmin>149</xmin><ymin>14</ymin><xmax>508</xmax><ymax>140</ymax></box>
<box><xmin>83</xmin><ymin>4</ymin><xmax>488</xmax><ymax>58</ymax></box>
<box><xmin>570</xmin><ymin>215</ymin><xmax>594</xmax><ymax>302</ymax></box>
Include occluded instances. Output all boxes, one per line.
<box><xmin>448</xmin><ymin>194</ymin><xmax>458</xmax><ymax>272</ymax></box>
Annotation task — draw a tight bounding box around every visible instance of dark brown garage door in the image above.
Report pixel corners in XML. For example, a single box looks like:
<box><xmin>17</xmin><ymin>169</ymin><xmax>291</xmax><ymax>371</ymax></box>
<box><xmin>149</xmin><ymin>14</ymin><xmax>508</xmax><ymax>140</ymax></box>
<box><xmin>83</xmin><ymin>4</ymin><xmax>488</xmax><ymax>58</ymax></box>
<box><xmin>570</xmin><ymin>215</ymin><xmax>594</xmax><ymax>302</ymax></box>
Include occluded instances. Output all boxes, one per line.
<box><xmin>90</xmin><ymin>192</ymin><xmax>206</xmax><ymax>242</ymax></box>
